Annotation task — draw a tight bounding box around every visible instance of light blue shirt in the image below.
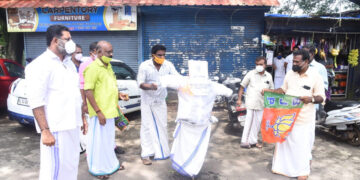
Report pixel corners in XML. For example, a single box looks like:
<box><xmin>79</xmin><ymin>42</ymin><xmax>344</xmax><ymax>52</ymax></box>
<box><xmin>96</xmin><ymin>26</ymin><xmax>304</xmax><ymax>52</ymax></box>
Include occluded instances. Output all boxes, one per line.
<box><xmin>310</xmin><ymin>59</ymin><xmax>328</xmax><ymax>110</ymax></box>
<box><xmin>310</xmin><ymin>60</ymin><xmax>328</xmax><ymax>90</ymax></box>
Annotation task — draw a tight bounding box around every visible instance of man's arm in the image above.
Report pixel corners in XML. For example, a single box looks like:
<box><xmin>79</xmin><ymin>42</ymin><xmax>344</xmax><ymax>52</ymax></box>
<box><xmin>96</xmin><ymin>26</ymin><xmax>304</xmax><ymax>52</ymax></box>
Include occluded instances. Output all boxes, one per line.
<box><xmin>236</xmin><ymin>86</ymin><xmax>245</xmax><ymax>105</ymax></box>
<box><xmin>85</xmin><ymin>90</ymin><xmax>106</xmax><ymax>125</ymax></box>
<box><xmin>33</xmin><ymin>106</ymin><xmax>55</xmax><ymax>146</ymax></box>
<box><xmin>140</xmin><ymin>83</ymin><xmax>157</xmax><ymax>90</ymax></box>
<box><xmin>262</xmin><ymin>88</ymin><xmax>285</xmax><ymax>95</ymax></box>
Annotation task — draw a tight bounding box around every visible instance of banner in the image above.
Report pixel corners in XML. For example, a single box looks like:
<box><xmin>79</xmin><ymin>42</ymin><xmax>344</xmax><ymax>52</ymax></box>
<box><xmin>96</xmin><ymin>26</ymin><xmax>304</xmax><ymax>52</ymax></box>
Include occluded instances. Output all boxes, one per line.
<box><xmin>261</xmin><ymin>92</ymin><xmax>304</xmax><ymax>143</ymax></box>
<box><xmin>6</xmin><ymin>6</ymin><xmax>137</xmax><ymax>32</ymax></box>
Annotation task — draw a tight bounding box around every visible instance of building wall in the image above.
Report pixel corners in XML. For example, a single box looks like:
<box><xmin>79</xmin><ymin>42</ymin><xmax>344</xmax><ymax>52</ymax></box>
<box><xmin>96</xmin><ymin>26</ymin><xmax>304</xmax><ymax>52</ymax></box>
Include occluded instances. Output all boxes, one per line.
<box><xmin>140</xmin><ymin>6</ymin><xmax>268</xmax><ymax>76</ymax></box>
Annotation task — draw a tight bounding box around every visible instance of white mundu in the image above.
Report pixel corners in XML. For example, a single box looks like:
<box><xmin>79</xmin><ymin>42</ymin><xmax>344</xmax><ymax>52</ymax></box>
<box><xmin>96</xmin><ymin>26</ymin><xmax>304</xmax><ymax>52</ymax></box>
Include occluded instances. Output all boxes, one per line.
<box><xmin>26</xmin><ymin>49</ymin><xmax>82</xmax><ymax>180</ymax></box>
<box><xmin>161</xmin><ymin>60</ymin><xmax>232</xmax><ymax>177</ymax></box>
<box><xmin>137</xmin><ymin>59</ymin><xmax>179</xmax><ymax>160</ymax></box>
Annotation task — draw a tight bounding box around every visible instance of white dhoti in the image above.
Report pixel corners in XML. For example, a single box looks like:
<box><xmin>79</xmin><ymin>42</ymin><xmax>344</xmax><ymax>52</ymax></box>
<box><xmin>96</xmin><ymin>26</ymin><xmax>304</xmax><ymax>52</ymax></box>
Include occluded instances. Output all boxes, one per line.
<box><xmin>171</xmin><ymin>121</ymin><xmax>211</xmax><ymax>177</ymax></box>
<box><xmin>272</xmin><ymin>122</ymin><xmax>314</xmax><ymax>177</ymax></box>
<box><xmin>39</xmin><ymin>128</ymin><xmax>80</xmax><ymax>180</ymax></box>
<box><xmin>274</xmin><ymin>76</ymin><xmax>285</xmax><ymax>89</ymax></box>
<box><xmin>140</xmin><ymin>102</ymin><xmax>170</xmax><ymax>160</ymax></box>
<box><xmin>241</xmin><ymin>109</ymin><xmax>263</xmax><ymax>144</ymax></box>
<box><xmin>87</xmin><ymin>116</ymin><xmax>120</xmax><ymax>176</ymax></box>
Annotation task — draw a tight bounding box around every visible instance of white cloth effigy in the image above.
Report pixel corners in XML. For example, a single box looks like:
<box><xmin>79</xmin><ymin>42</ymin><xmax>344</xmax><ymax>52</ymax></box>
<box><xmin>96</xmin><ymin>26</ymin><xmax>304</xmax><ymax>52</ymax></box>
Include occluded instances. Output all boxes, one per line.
<box><xmin>272</xmin><ymin>122</ymin><xmax>314</xmax><ymax>177</ymax></box>
<box><xmin>87</xmin><ymin>116</ymin><xmax>120</xmax><ymax>176</ymax></box>
<box><xmin>171</xmin><ymin>121</ymin><xmax>211</xmax><ymax>177</ymax></box>
<box><xmin>161</xmin><ymin>74</ymin><xmax>232</xmax><ymax>177</ymax></box>
<box><xmin>39</xmin><ymin>128</ymin><xmax>80</xmax><ymax>180</ymax></box>
<box><xmin>140</xmin><ymin>101</ymin><xmax>170</xmax><ymax>159</ymax></box>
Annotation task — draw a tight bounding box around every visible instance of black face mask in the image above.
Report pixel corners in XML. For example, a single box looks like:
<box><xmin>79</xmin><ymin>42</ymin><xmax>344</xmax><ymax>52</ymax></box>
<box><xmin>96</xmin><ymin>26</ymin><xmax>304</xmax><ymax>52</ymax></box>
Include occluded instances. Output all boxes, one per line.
<box><xmin>292</xmin><ymin>65</ymin><xmax>302</xmax><ymax>72</ymax></box>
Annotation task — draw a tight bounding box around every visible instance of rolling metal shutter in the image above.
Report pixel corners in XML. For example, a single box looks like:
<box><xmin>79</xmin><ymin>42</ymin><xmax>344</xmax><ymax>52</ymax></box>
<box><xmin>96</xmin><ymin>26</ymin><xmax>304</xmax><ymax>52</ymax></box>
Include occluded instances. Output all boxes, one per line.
<box><xmin>24</xmin><ymin>31</ymin><xmax>139</xmax><ymax>71</ymax></box>
<box><xmin>140</xmin><ymin>6</ymin><xmax>267</xmax><ymax>76</ymax></box>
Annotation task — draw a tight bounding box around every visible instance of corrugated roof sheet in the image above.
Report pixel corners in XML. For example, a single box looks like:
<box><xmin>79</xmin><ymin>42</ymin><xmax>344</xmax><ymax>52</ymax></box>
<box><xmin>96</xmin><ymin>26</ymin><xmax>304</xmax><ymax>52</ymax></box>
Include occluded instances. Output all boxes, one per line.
<box><xmin>0</xmin><ymin>0</ymin><xmax>279</xmax><ymax>8</ymax></box>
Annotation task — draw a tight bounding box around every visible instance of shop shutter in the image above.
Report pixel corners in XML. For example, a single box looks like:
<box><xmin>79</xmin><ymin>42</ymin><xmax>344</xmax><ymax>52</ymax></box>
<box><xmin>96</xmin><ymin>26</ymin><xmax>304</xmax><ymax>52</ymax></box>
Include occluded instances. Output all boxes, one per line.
<box><xmin>140</xmin><ymin>6</ymin><xmax>266</xmax><ymax>77</ymax></box>
<box><xmin>24</xmin><ymin>31</ymin><xmax>139</xmax><ymax>71</ymax></box>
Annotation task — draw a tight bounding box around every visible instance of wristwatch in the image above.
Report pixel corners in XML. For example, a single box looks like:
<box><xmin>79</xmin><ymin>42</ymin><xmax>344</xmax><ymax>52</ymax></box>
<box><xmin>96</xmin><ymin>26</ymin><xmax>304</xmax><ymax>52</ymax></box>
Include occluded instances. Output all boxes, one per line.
<box><xmin>311</xmin><ymin>97</ymin><xmax>315</xmax><ymax>103</ymax></box>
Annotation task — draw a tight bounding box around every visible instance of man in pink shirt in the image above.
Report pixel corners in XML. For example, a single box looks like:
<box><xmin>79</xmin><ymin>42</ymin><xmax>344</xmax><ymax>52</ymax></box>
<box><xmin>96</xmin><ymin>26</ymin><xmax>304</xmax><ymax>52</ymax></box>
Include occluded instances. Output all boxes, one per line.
<box><xmin>79</xmin><ymin>41</ymin><xmax>98</xmax><ymax>114</ymax></box>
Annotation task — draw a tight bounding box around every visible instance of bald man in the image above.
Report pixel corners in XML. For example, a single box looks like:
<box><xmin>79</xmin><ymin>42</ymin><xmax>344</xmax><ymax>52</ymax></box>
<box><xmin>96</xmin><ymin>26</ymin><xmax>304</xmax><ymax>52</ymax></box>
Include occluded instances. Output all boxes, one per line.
<box><xmin>84</xmin><ymin>41</ymin><xmax>126</xmax><ymax>178</ymax></box>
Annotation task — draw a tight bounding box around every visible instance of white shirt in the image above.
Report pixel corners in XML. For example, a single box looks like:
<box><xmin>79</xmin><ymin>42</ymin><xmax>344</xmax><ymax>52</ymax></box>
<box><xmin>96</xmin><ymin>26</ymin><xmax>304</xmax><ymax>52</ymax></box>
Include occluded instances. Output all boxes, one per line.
<box><xmin>285</xmin><ymin>53</ymin><xmax>293</xmax><ymax>74</ymax></box>
<box><xmin>273</xmin><ymin>57</ymin><xmax>286</xmax><ymax>78</ymax></box>
<box><xmin>25</xmin><ymin>49</ymin><xmax>82</xmax><ymax>133</ymax></box>
<box><xmin>137</xmin><ymin>59</ymin><xmax>179</xmax><ymax>105</ymax></box>
<box><xmin>241</xmin><ymin>69</ymin><xmax>274</xmax><ymax>110</ymax></box>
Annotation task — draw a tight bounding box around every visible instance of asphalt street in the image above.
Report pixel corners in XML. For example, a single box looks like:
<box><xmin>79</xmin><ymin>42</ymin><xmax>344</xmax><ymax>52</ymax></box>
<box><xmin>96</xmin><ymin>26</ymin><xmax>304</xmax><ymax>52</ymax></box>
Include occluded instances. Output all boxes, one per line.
<box><xmin>0</xmin><ymin>102</ymin><xmax>359</xmax><ymax>180</ymax></box>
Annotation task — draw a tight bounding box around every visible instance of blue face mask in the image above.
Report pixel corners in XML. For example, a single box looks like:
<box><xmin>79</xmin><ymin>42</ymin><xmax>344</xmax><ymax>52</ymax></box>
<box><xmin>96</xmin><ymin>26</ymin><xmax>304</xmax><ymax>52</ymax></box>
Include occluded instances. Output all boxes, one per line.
<box><xmin>277</xmin><ymin>55</ymin><xmax>282</xmax><ymax>59</ymax></box>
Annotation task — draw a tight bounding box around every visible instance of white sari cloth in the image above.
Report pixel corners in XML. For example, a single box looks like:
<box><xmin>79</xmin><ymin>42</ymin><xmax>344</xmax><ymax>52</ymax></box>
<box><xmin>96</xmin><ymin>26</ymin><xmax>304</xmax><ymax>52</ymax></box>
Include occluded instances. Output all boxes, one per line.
<box><xmin>171</xmin><ymin>121</ymin><xmax>211</xmax><ymax>177</ymax></box>
<box><xmin>241</xmin><ymin>109</ymin><xmax>264</xmax><ymax>145</ymax></box>
<box><xmin>160</xmin><ymin>70</ymin><xmax>232</xmax><ymax>178</ymax></box>
<box><xmin>39</xmin><ymin>128</ymin><xmax>80</xmax><ymax>180</ymax></box>
<box><xmin>86</xmin><ymin>116</ymin><xmax>120</xmax><ymax>176</ymax></box>
<box><xmin>272</xmin><ymin>122</ymin><xmax>314</xmax><ymax>177</ymax></box>
<box><xmin>140</xmin><ymin>101</ymin><xmax>170</xmax><ymax>160</ymax></box>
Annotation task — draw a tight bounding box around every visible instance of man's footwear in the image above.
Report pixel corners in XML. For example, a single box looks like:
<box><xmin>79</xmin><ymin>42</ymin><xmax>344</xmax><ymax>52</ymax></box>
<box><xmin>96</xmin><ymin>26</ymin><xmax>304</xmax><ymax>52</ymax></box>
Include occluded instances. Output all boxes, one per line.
<box><xmin>115</xmin><ymin>146</ymin><xmax>125</xmax><ymax>154</ymax></box>
<box><xmin>142</xmin><ymin>158</ymin><xmax>152</xmax><ymax>165</ymax></box>
<box><xmin>297</xmin><ymin>176</ymin><xmax>308</xmax><ymax>180</ymax></box>
<box><xmin>250</xmin><ymin>143</ymin><xmax>263</xmax><ymax>148</ymax></box>
<box><xmin>240</xmin><ymin>143</ymin><xmax>251</xmax><ymax>149</ymax></box>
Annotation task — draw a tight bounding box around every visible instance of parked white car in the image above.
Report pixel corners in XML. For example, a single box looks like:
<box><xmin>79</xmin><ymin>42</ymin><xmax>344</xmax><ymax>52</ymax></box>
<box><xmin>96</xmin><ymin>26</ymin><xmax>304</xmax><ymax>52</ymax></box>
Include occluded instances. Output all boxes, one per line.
<box><xmin>7</xmin><ymin>59</ymin><xmax>140</xmax><ymax>127</ymax></box>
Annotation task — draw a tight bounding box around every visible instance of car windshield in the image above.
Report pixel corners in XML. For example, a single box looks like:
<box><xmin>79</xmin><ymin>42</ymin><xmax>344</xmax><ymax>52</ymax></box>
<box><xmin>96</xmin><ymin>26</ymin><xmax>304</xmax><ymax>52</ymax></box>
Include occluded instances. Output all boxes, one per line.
<box><xmin>4</xmin><ymin>62</ymin><xmax>24</xmax><ymax>77</ymax></box>
<box><xmin>111</xmin><ymin>62</ymin><xmax>136</xmax><ymax>80</ymax></box>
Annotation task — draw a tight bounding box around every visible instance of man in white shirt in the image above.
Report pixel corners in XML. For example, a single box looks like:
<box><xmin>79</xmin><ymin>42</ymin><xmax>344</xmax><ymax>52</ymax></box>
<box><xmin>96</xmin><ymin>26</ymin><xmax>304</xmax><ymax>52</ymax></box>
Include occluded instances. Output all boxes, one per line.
<box><xmin>273</xmin><ymin>52</ymin><xmax>286</xmax><ymax>89</ymax></box>
<box><xmin>25</xmin><ymin>25</ymin><xmax>86</xmax><ymax>180</ymax></box>
<box><xmin>137</xmin><ymin>44</ymin><xmax>179</xmax><ymax>165</ymax></box>
<box><xmin>237</xmin><ymin>56</ymin><xmax>274</xmax><ymax>148</ymax></box>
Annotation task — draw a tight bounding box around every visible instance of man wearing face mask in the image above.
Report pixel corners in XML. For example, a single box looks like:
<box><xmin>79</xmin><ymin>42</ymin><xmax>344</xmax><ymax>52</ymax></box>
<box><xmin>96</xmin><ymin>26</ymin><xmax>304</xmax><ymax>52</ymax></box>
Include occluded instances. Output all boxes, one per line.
<box><xmin>273</xmin><ymin>52</ymin><xmax>286</xmax><ymax>89</ymax></box>
<box><xmin>83</xmin><ymin>41</ymin><xmax>127</xmax><ymax>178</ymax></box>
<box><xmin>70</xmin><ymin>44</ymin><xmax>83</xmax><ymax>72</ymax></box>
<box><xmin>236</xmin><ymin>56</ymin><xmax>274</xmax><ymax>149</ymax></box>
<box><xmin>137</xmin><ymin>44</ymin><xmax>180</xmax><ymax>165</ymax></box>
<box><xmin>25</xmin><ymin>25</ymin><xmax>86</xmax><ymax>179</ymax></box>
<box><xmin>263</xmin><ymin>50</ymin><xmax>325</xmax><ymax>180</ymax></box>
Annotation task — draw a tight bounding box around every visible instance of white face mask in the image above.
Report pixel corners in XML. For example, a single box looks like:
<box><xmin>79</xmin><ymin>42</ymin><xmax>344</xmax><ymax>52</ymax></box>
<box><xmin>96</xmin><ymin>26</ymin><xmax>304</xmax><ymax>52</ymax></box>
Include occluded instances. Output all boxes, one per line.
<box><xmin>256</xmin><ymin>65</ymin><xmax>264</xmax><ymax>72</ymax></box>
<box><xmin>74</xmin><ymin>53</ymin><xmax>83</xmax><ymax>61</ymax></box>
<box><xmin>65</xmin><ymin>40</ymin><xmax>76</xmax><ymax>54</ymax></box>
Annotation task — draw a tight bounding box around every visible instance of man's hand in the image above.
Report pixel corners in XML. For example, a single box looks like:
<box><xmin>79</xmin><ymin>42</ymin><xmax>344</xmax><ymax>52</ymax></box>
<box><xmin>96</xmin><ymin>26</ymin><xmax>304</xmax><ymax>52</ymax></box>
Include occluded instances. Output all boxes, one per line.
<box><xmin>300</xmin><ymin>96</ymin><xmax>312</xmax><ymax>104</ymax></box>
<box><xmin>119</xmin><ymin>92</ymin><xmax>129</xmax><ymax>101</ymax></box>
<box><xmin>261</xmin><ymin>88</ymin><xmax>272</xmax><ymax>95</ymax></box>
<box><xmin>150</xmin><ymin>83</ymin><xmax>158</xmax><ymax>90</ymax></box>
<box><xmin>97</xmin><ymin>111</ymin><xmax>106</xmax><ymax>125</ymax></box>
<box><xmin>81</xmin><ymin>115</ymin><xmax>88</xmax><ymax>135</ymax></box>
<box><xmin>82</xmin><ymin>103</ymin><xmax>88</xmax><ymax>114</ymax></box>
<box><xmin>236</xmin><ymin>99</ymin><xmax>242</xmax><ymax>106</ymax></box>
<box><xmin>41</xmin><ymin>129</ymin><xmax>55</xmax><ymax>146</ymax></box>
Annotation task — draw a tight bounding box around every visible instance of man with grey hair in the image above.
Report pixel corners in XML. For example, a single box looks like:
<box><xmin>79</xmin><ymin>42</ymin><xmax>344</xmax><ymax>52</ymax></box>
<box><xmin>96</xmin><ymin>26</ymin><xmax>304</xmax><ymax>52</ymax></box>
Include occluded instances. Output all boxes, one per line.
<box><xmin>84</xmin><ymin>41</ymin><xmax>127</xmax><ymax>178</ymax></box>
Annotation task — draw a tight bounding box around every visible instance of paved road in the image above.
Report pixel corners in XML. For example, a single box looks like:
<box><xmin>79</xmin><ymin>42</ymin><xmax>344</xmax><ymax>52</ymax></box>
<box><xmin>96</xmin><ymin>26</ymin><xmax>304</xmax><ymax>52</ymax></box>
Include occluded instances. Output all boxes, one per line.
<box><xmin>0</xmin><ymin>103</ymin><xmax>359</xmax><ymax>180</ymax></box>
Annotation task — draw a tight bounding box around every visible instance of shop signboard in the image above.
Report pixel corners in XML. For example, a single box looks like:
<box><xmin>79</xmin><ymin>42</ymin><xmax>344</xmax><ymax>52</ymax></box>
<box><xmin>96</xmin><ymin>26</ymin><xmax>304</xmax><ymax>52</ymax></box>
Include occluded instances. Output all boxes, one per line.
<box><xmin>6</xmin><ymin>6</ymin><xmax>137</xmax><ymax>32</ymax></box>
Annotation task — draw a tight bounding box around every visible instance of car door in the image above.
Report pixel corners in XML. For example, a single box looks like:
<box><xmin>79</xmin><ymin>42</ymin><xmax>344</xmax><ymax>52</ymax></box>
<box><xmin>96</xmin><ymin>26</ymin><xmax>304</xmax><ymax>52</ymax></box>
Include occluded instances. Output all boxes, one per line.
<box><xmin>0</xmin><ymin>61</ymin><xmax>24</xmax><ymax>107</ymax></box>
<box><xmin>111</xmin><ymin>61</ymin><xmax>141</xmax><ymax>113</ymax></box>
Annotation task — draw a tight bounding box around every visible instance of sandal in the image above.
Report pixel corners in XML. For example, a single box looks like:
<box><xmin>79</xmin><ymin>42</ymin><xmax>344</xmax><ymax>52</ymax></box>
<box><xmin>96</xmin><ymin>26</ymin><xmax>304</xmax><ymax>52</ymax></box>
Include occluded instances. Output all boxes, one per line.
<box><xmin>240</xmin><ymin>143</ymin><xmax>251</xmax><ymax>149</ymax></box>
<box><xmin>118</xmin><ymin>165</ymin><xmax>125</xmax><ymax>171</ymax></box>
<box><xmin>250</xmin><ymin>143</ymin><xmax>263</xmax><ymax>148</ymax></box>
<box><xmin>94</xmin><ymin>175</ymin><xmax>109</xmax><ymax>179</ymax></box>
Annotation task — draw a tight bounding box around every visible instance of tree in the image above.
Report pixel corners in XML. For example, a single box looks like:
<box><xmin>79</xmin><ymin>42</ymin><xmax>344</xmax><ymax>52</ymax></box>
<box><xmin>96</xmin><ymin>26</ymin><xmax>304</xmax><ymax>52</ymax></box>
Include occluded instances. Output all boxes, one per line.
<box><xmin>271</xmin><ymin>0</ymin><xmax>360</xmax><ymax>15</ymax></box>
